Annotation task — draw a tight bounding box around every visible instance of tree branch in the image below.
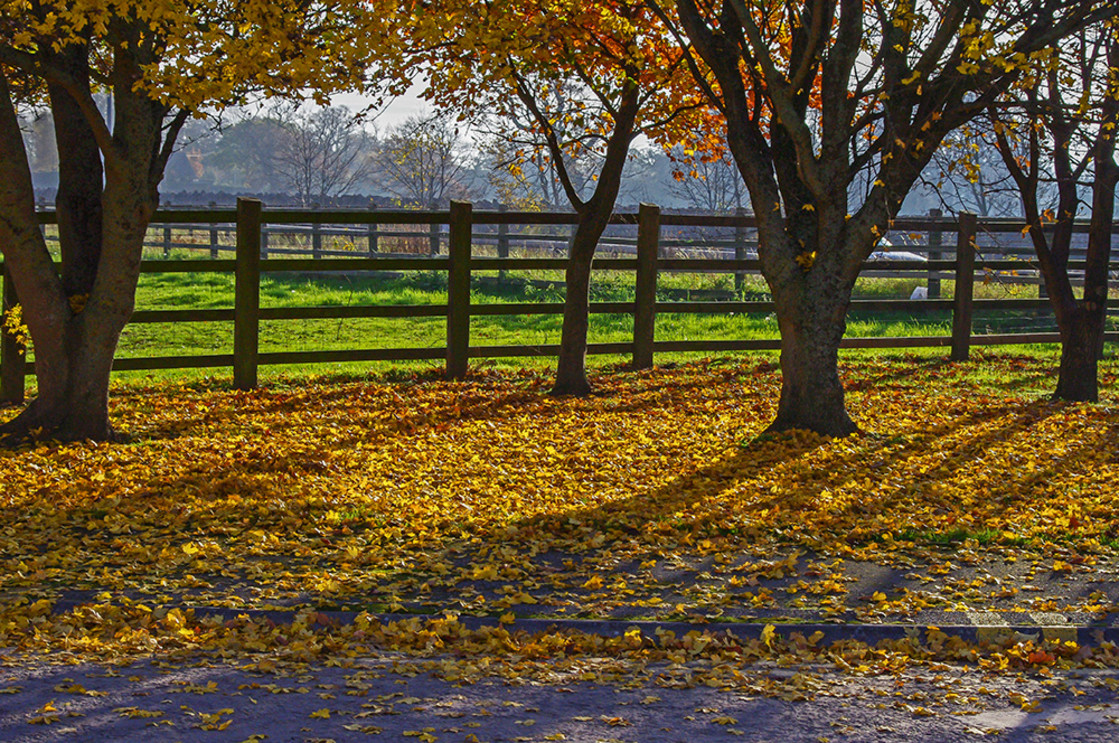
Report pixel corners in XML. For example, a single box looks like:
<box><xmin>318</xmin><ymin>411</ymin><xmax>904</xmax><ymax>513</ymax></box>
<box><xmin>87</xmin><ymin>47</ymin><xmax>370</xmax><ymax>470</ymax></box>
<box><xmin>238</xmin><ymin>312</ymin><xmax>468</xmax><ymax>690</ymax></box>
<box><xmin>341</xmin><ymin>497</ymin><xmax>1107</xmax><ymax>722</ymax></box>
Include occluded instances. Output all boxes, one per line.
<box><xmin>509</xmin><ymin>67</ymin><xmax>586</xmax><ymax>210</ymax></box>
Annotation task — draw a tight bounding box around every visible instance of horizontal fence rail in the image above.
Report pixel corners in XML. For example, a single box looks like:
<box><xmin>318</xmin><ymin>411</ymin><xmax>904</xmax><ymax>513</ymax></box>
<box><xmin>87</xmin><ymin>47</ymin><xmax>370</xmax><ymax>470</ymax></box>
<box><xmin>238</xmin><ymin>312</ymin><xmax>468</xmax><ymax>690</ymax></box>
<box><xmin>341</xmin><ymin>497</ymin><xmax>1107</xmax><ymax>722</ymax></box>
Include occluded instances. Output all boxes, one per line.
<box><xmin>2</xmin><ymin>200</ymin><xmax>1118</xmax><ymax>401</ymax></box>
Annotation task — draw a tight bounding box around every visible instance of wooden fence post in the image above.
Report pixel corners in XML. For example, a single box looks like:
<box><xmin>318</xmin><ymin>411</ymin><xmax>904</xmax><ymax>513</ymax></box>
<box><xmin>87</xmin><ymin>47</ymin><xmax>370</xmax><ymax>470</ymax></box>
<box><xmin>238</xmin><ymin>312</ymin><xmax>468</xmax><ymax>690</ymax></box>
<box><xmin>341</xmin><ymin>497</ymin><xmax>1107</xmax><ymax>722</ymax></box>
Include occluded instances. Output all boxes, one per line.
<box><xmin>446</xmin><ymin>201</ymin><xmax>472</xmax><ymax>380</ymax></box>
<box><xmin>497</xmin><ymin>204</ymin><xmax>509</xmax><ymax>282</ymax></box>
<box><xmin>951</xmin><ymin>211</ymin><xmax>977</xmax><ymax>362</ymax></box>
<box><xmin>367</xmin><ymin>205</ymin><xmax>379</xmax><ymax>255</ymax></box>
<box><xmin>209</xmin><ymin>202</ymin><xmax>219</xmax><ymax>258</ymax></box>
<box><xmin>1</xmin><ymin>264</ymin><xmax>26</xmax><ymax>405</ymax></box>
<box><xmin>633</xmin><ymin>203</ymin><xmax>660</xmax><ymax>369</ymax></box>
<box><xmin>312</xmin><ymin>220</ymin><xmax>323</xmax><ymax>259</ymax></box>
<box><xmin>163</xmin><ymin>225</ymin><xmax>172</xmax><ymax>259</ymax></box>
<box><xmin>429</xmin><ymin>203</ymin><xmax>441</xmax><ymax>256</ymax></box>
<box><xmin>234</xmin><ymin>198</ymin><xmax>263</xmax><ymax>390</ymax></box>
<box><xmin>927</xmin><ymin>208</ymin><xmax>942</xmax><ymax>299</ymax></box>
<box><xmin>734</xmin><ymin>206</ymin><xmax>748</xmax><ymax>295</ymax></box>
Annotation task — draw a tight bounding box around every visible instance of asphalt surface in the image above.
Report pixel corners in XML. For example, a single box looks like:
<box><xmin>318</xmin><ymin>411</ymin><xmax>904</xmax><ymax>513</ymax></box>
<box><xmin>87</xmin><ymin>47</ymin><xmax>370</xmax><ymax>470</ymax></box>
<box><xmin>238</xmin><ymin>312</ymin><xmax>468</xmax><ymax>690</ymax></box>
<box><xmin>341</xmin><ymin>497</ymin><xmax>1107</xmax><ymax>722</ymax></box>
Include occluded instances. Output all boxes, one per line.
<box><xmin>6</xmin><ymin>546</ymin><xmax>1119</xmax><ymax>741</ymax></box>
<box><xmin>2</xmin><ymin>655</ymin><xmax>1119</xmax><ymax>743</ymax></box>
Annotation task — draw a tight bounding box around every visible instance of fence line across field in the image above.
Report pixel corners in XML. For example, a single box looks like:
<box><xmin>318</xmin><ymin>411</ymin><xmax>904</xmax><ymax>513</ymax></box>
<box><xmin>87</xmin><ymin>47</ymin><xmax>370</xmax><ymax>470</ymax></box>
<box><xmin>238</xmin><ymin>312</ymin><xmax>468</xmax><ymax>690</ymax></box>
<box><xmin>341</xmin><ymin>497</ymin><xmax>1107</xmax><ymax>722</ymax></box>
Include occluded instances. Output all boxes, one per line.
<box><xmin>3</xmin><ymin>200</ymin><xmax>1118</xmax><ymax>402</ymax></box>
<box><xmin>32</xmin><ymin>205</ymin><xmax>1106</xmax><ymax>271</ymax></box>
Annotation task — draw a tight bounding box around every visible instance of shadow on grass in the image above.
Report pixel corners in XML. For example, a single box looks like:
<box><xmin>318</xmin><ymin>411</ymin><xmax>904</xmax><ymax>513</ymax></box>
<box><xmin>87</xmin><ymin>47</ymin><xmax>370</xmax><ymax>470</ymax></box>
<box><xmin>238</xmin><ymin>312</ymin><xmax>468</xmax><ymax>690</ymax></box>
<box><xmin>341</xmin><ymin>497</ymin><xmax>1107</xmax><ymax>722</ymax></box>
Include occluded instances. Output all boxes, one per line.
<box><xmin>842</xmin><ymin>354</ymin><xmax>953</xmax><ymax>394</ymax></box>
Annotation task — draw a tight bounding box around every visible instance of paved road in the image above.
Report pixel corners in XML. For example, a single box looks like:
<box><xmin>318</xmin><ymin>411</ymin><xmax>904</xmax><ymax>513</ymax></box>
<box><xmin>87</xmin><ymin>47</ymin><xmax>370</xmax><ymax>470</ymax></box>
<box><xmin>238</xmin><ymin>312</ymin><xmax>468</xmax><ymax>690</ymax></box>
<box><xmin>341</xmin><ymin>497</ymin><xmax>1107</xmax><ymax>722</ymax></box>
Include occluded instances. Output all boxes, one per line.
<box><xmin>2</xmin><ymin>655</ymin><xmax>1118</xmax><ymax>742</ymax></box>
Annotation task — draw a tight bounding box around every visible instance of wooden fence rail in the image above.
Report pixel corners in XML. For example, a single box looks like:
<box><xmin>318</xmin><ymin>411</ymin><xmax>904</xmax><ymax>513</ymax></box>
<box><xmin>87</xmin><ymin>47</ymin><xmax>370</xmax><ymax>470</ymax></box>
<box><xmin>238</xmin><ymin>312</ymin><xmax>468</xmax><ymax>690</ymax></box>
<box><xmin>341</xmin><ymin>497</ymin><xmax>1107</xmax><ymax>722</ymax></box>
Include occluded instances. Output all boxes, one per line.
<box><xmin>2</xmin><ymin>199</ymin><xmax>1118</xmax><ymax>403</ymax></box>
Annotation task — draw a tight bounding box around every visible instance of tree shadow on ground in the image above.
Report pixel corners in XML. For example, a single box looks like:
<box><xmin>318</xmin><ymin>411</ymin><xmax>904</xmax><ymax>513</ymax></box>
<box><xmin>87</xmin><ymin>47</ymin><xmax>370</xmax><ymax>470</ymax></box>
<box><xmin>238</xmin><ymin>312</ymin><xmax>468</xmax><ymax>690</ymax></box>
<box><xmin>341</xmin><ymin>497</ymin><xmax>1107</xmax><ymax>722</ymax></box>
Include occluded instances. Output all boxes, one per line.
<box><xmin>512</xmin><ymin>397</ymin><xmax>1068</xmax><ymax>546</ymax></box>
<box><xmin>3</xmin><ymin>361</ymin><xmax>1115</xmax><ymax>630</ymax></box>
<box><xmin>125</xmin><ymin>363</ymin><xmax>757</xmax><ymax>447</ymax></box>
<box><xmin>842</xmin><ymin>355</ymin><xmax>953</xmax><ymax>393</ymax></box>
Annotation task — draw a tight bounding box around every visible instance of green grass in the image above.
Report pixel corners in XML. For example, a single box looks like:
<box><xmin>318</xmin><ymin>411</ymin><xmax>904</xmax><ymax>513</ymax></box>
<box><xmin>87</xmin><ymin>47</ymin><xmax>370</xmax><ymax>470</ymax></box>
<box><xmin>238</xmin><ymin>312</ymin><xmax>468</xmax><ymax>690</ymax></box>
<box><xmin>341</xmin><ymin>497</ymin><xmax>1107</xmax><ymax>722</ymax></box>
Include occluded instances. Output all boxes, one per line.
<box><xmin>102</xmin><ymin>262</ymin><xmax>1107</xmax><ymax>386</ymax></box>
<box><xmin>13</xmin><ymin>229</ymin><xmax>1104</xmax><ymax>386</ymax></box>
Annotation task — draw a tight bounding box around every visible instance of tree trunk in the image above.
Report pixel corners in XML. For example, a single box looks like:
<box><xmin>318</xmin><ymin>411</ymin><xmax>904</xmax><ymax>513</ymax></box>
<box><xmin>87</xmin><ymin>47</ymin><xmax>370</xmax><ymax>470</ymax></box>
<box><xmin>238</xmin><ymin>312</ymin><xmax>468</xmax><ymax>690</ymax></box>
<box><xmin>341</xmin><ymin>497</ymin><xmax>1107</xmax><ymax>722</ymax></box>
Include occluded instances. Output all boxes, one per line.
<box><xmin>0</xmin><ymin>61</ymin><xmax>157</xmax><ymax>444</ymax></box>
<box><xmin>0</xmin><ymin>320</ymin><xmax>120</xmax><ymax>442</ymax></box>
<box><xmin>767</xmin><ymin>275</ymin><xmax>859</xmax><ymax>436</ymax></box>
<box><xmin>1053</xmin><ymin>308</ymin><xmax>1104</xmax><ymax>402</ymax></box>
<box><xmin>0</xmin><ymin>270</ymin><xmax>134</xmax><ymax>443</ymax></box>
<box><xmin>46</xmin><ymin>47</ymin><xmax>104</xmax><ymax>297</ymax></box>
<box><xmin>551</xmin><ymin>219</ymin><xmax>600</xmax><ymax>396</ymax></box>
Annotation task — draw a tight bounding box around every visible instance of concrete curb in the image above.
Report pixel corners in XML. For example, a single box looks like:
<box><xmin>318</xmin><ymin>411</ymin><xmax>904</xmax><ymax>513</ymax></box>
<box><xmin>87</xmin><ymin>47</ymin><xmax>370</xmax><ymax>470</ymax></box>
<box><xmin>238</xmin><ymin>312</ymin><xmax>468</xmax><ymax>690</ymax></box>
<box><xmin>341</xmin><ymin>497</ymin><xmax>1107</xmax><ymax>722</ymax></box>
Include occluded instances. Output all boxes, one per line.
<box><xmin>46</xmin><ymin>600</ymin><xmax>1119</xmax><ymax>648</ymax></box>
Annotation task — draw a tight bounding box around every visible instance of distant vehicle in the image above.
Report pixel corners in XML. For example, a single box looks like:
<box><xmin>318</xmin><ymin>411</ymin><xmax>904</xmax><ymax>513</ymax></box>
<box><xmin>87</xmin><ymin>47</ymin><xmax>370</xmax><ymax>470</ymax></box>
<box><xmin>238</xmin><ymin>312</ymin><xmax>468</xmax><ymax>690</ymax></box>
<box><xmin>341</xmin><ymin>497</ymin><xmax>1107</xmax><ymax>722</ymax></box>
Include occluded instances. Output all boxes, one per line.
<box><xmin>867</xmin><ymin>249</ymin><xmax>927</xmax><ymax>262</ymax></box>
<box><xmin>867</xmin><ymin>238</ymin><xmax>927</xmax><ymax>263</ymax></box>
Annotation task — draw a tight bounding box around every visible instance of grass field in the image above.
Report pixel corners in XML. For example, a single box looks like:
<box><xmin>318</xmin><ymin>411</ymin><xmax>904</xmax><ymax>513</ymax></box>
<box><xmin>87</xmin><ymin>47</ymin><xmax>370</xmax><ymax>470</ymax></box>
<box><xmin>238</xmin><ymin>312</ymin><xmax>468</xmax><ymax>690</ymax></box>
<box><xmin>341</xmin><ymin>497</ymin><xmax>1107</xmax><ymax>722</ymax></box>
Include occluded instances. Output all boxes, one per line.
<box><xmin>105</xmin><ymin>261</ymin><xmax>1079</xmax><ymax>383</ymax></box>
<box><xmin>7</xmin><ymin>227</ymin><xmax>1104</xmax><ymax>389</ymax></box>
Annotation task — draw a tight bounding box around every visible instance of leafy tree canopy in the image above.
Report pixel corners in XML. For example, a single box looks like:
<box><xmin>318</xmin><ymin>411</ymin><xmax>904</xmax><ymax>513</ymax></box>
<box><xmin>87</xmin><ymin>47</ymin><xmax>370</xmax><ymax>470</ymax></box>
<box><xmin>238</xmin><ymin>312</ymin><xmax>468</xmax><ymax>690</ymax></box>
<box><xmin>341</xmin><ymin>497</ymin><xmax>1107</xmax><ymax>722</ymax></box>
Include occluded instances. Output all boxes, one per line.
<box><xmin>0</xmin><ymin>0</ymin><xmax>411</xmax><ymax>442</ymax></box>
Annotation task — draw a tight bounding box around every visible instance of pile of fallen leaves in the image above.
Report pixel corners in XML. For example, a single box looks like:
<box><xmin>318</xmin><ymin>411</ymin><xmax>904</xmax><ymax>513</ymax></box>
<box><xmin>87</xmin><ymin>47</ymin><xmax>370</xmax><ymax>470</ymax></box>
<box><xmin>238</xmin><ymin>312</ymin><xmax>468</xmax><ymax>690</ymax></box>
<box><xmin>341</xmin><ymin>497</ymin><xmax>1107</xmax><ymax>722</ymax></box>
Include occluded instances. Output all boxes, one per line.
<box><xmin>0</xmin><ymin>353</ymin><xmax>1117</xmax><ymax>668</ymax></box>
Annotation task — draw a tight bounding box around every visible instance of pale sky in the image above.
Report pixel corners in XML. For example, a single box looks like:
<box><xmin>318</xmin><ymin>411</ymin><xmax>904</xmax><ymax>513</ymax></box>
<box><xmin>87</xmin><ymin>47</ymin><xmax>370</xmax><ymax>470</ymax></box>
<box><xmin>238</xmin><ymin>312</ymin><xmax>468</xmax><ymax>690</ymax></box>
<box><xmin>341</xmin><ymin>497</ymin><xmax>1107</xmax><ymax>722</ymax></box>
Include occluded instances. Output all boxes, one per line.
<box><xmin>332</xmin><ymin>83</ymin><xmax>429</xmax><ymax>128</ymax></box>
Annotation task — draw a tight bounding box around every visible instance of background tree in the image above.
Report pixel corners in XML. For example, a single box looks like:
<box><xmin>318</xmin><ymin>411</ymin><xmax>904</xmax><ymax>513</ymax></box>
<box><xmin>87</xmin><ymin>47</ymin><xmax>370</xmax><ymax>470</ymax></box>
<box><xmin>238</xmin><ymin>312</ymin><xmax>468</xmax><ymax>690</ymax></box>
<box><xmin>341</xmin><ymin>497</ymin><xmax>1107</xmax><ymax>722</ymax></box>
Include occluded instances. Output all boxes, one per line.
<box><xmin>0</xmin><ymin>0</ymin><xmax>406</xmax><ymax>442</ymax></box>
<box><xmin>206</xmin><ymin>115</ymin><xmax>291</xmax><ymax>193</ymax></box>
<box><xmin>475</xmin><ymin>92</ymin><xmax>604</xmax><ymax>211</ymax></box>
<box><xmin>19</xmin><ymin>110</ymin><xmax>59</xmax><ymax>185</ymax></box>
<box><xmin>419</xmin><ymin>0</ymin><xmax>710</xmax><ymax>395</ymax></box>
<box><xmin>374</xmin><ymin>111</ymin><xmax>474</xmax><ymax>206</ymax></box>
<box><xmin>156</xmin><ymin>115</ymin><xmax>224</xmax><ymax>192</ymax></box>
<box><xmin>667</xmin><ymin>141</ymin><xmax>748</xmax><ymax>213</ymax></box>
<box><xmin>989</xmin><ymin>23</ymin><xmax>1119</xmax><ymax>401</ymax></box>
<box><xmin>478</xmin><ymin>133</ymin><xmax>569</xmax><ymax>209</ymax></box>
<box><xmin>477</xmin><ymin>114</ymin><xmax>663</xmax><ymax>210</ymax></box>
<box><xmin>270</xmin><ymin>104</ymin><xmax>377</xmax><ymax>206</ymax></box>
<box><xmin>656</xmin><ymin>0</ymin><xmax>1117</xmax><ymax>434</ymax></box>
<box><xmin>923</xmin><ymin>124</ymin><xmax>1025</xmax><ymax>218</ymax></box>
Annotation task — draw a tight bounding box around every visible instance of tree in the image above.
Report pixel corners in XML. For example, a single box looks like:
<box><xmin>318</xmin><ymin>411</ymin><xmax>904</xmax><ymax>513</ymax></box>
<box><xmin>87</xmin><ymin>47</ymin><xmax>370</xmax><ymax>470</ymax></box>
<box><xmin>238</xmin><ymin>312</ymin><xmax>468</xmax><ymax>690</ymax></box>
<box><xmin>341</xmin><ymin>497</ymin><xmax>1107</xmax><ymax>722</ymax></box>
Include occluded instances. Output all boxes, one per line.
<box><xmin>475</xmin><ymin>91</ymin><xmax>606</xmax><ymax>211</ymax></box>
<box><xmin>478</xmin><ymin>133</ymin><xmax>570</xmax><ymax>209</ymax></box>
<box><xmin>667</xmin><ymin>142</ymin><xmax>748</xmax><ymax>213</ymax></box>
<box><xmin>923</xmin><ymin>125</ymin><xmax>1025</xmax><ymax>218</ymax></box>
<box><xmin>0</xmin><ymin>0</ymin><xmax>406</xmax><ymax>441</ymax></box>
<box><xmin>270</xmin><ymin>104</ymin><xmax>378</xmax><ymax>206</ymax></box>
<box><xmin>374</xmin><ymin>111</ymin><xmax>473</xmax><ymax>206</ymax></box>
<box><xmin>158</xmin><ymin>114</ymin><xmax>223</xmax><ymax>192</ymax></box>
<box><xmin>206</xmin><ymin>115</ymin><xmax>291</xmax><ymax>193</ymax></box>
<box><xmin>655</xmin><ymin>0</ymin><xmax>1117</xmax><ymax>434</ymax></box>
<box><xmin>989</xmin><ymin>24</ymin><xmax>1119</xmax><ymax>401</ymax></box>
<box><xmin>19</xmin><ymin>109</ymin><xmax>59</xmax><ymax>181</ymax></box>
<box><xmin>419</xmin><ymin>0</ymin><xmax>711</xmax><ymax>395</ymax></box>
<box><xmin>477</xmin><ymin>109</ymin><xmax>669</xmax><ymax>209</ymax></box>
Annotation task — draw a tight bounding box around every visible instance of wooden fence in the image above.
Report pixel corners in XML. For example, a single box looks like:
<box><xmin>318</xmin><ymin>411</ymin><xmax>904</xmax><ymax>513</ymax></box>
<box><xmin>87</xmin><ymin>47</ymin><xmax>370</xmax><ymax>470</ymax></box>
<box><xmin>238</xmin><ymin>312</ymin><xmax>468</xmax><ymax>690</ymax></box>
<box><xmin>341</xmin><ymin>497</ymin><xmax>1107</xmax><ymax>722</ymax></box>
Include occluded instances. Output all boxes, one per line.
<box><xmin>2</xmin><ymin>199</ymin><xmax>1117</xmax><ymax>403</ymax></box>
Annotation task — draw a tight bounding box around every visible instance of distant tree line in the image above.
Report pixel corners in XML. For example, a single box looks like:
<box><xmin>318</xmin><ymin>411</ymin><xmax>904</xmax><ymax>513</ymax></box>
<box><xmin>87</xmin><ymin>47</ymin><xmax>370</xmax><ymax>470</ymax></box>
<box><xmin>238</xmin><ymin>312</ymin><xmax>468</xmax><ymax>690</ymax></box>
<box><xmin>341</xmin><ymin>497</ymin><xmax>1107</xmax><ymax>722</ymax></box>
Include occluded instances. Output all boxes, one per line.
<box><xmin>21</xmin><ymin>101</ymin><xmax>760</xmax><ymax>212</ymax></box>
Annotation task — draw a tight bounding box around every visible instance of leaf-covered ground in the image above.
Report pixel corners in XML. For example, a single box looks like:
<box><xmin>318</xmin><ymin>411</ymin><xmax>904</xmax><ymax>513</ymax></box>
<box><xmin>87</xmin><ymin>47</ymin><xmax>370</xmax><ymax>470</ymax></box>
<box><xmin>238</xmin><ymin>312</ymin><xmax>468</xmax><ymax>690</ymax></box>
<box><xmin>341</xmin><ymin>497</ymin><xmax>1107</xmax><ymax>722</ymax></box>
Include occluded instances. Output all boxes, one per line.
<box><xmin>1</xmin><ymin>353</ymin><xmax>1117</xmax><ymax>678</ymax></box>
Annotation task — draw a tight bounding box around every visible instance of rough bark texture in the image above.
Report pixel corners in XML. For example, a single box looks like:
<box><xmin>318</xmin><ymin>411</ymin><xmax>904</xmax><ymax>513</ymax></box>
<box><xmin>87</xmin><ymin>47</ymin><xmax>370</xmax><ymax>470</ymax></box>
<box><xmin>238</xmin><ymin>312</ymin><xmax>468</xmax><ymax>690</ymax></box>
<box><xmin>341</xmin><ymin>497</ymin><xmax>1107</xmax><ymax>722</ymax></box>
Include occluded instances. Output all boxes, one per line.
<box><xmin>1</xmin><ymin>340</ymin><xmax>116</xmax><ymax>442</ymax></box>
<box><xmin>768</xmin><ymin>282</ymin><xmax>858</xmax><ymax>435</ymax></box>
<box><xmin>0</xmin><ymin>43</ymin><xmax>164</xmax><ymax>444</ymax></box>
<box><xmin>552</xmin><ymin>234</ymin><xmax>596</xmax><ymax>395</ymax></box>
<box><xmin>48</xmin><ymin>46</ymin><xmax>104</xmax><ymax>298</ymax></box>
<box><xmin>1054</xmin><ymin>312</ymin><xmax>1103</xmax><ymax>402</ymax></box>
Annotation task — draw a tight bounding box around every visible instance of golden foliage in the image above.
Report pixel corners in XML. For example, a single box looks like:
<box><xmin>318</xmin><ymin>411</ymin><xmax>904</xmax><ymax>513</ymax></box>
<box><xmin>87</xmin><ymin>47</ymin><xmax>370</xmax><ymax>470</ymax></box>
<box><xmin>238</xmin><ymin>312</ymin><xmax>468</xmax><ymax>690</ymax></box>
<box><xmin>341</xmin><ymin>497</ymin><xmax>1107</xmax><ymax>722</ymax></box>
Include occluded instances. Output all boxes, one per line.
<box><xmin>1</xmin><ymin>0</ymin><xmax>411</xmax><ymax>110</ymax></box>
<box><xmin>0</xmin><ymin>356</ymin><xmax>1117</xmax><ymax>670</ymax></box>
<box><xmin>0</xmin><ymin>303</ymin><xmax>28</xmax><ymax>354</ymax></box>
